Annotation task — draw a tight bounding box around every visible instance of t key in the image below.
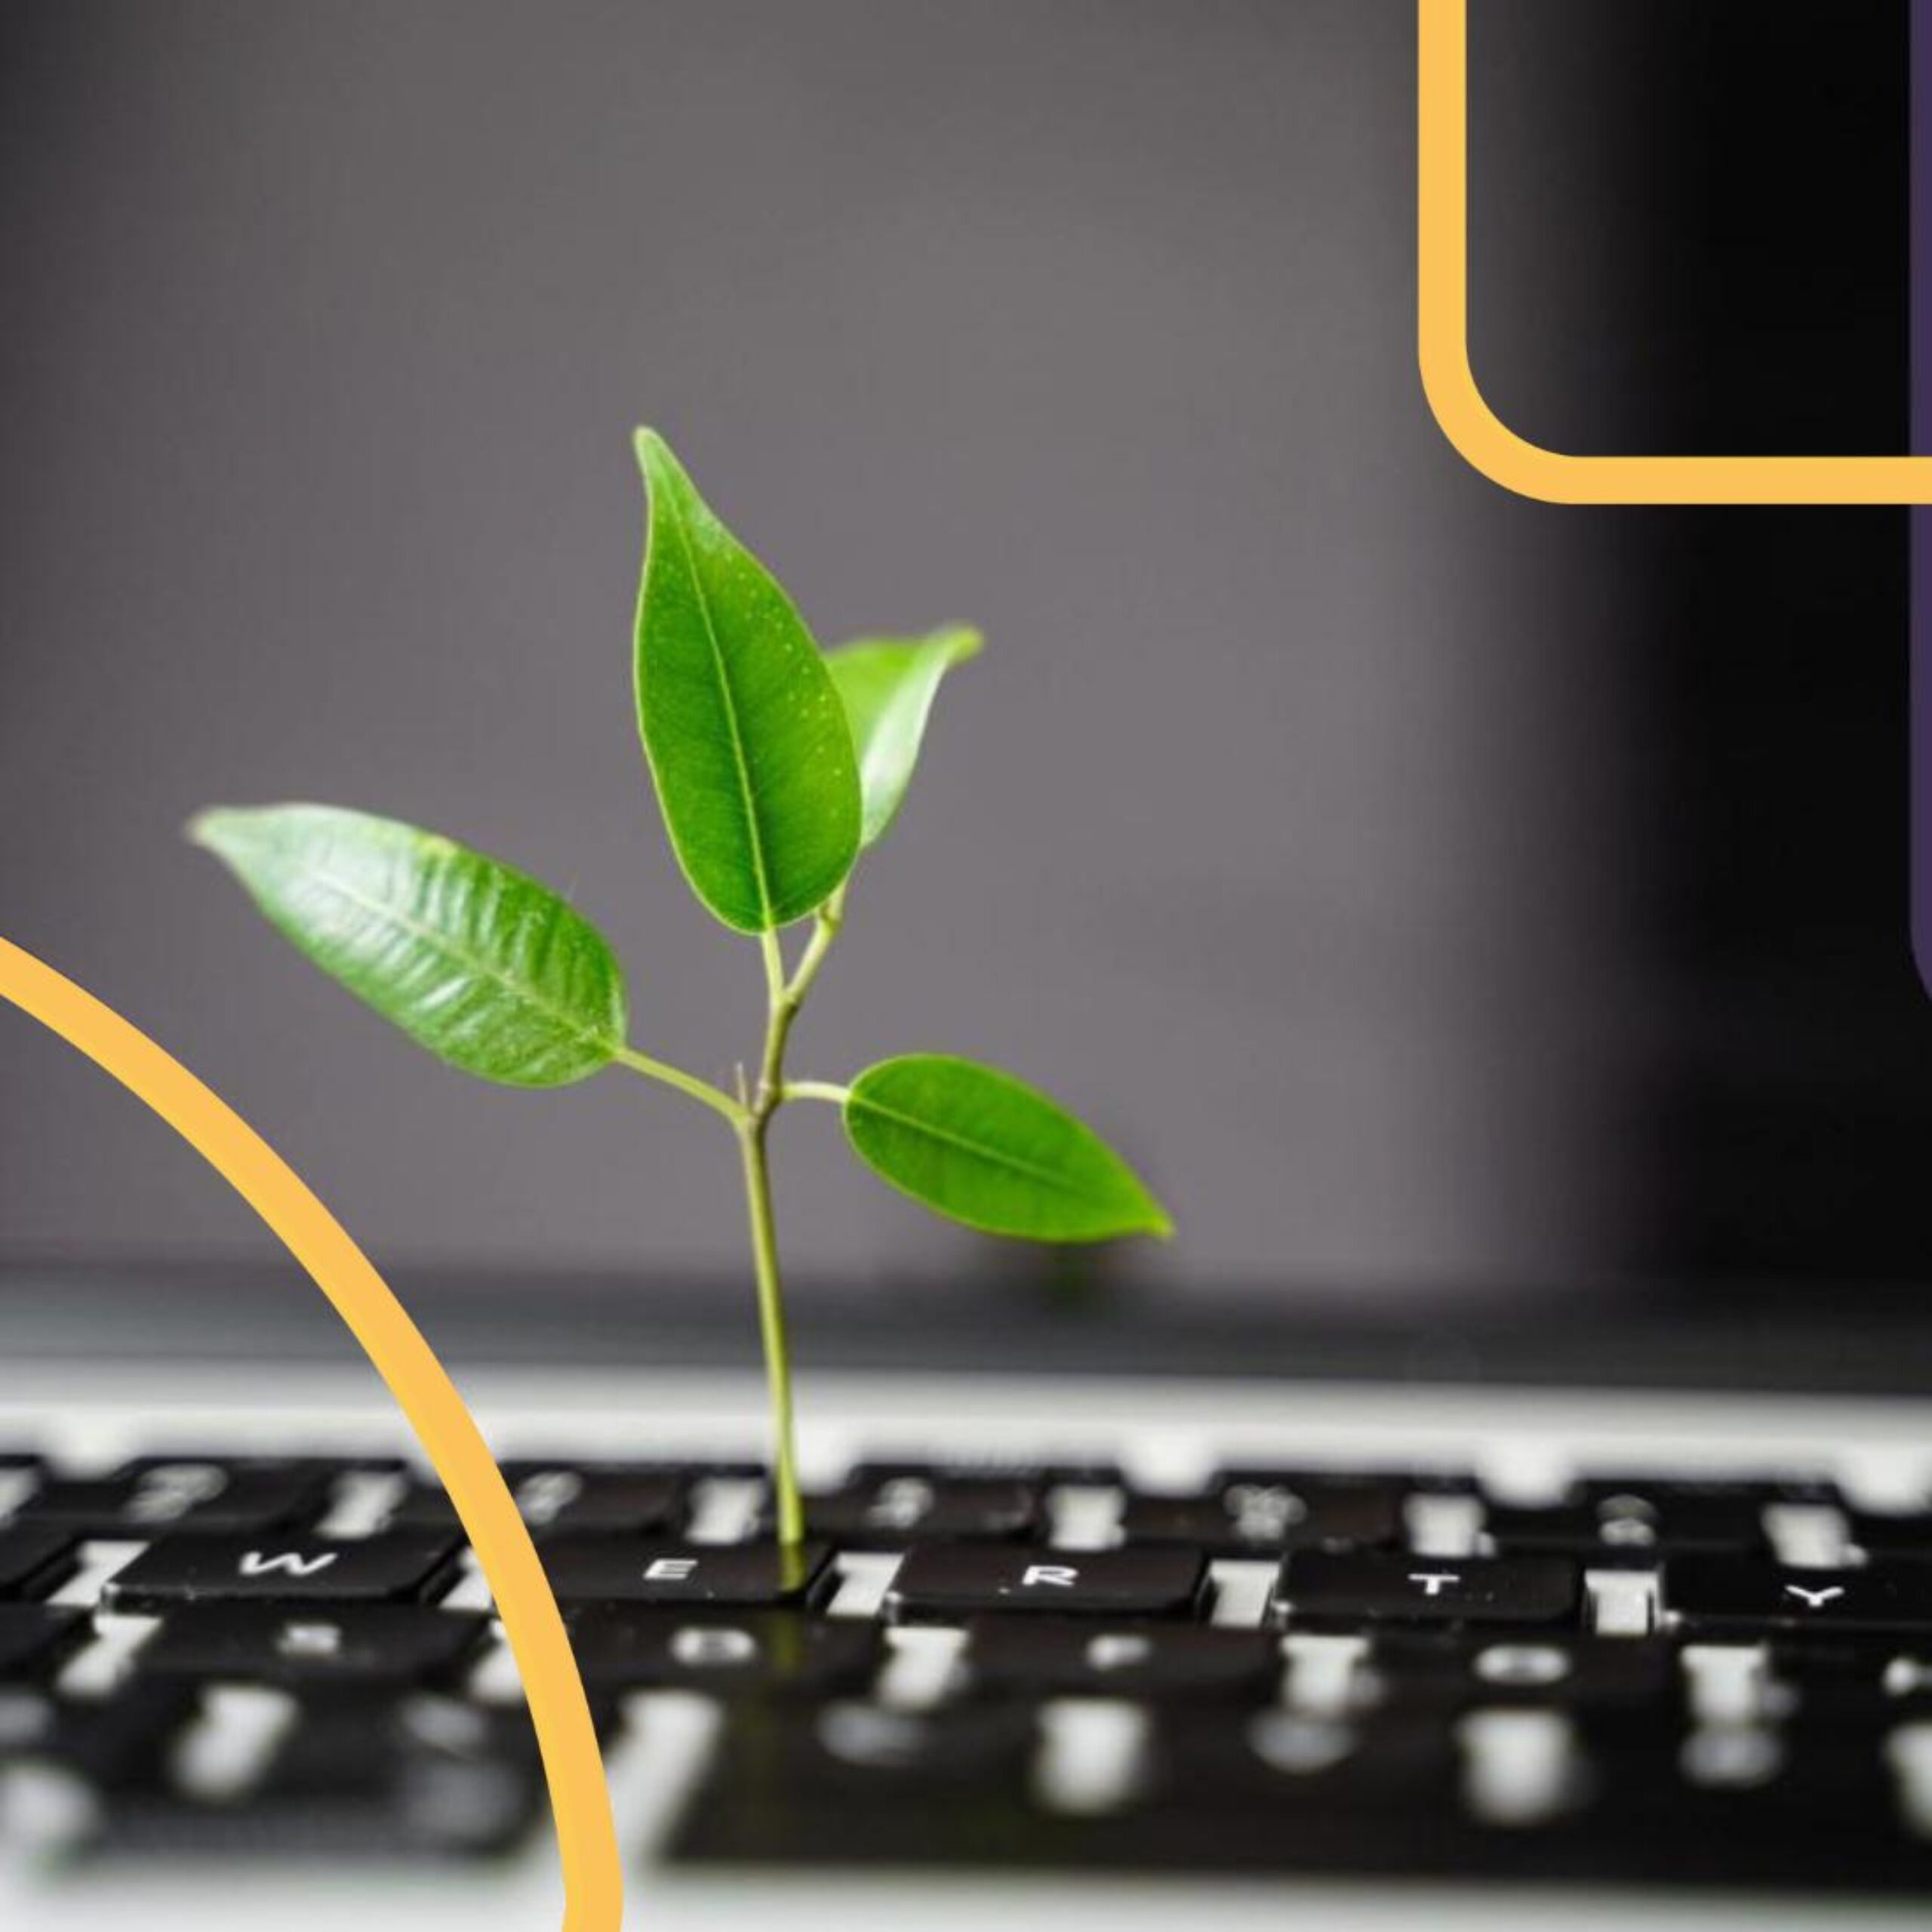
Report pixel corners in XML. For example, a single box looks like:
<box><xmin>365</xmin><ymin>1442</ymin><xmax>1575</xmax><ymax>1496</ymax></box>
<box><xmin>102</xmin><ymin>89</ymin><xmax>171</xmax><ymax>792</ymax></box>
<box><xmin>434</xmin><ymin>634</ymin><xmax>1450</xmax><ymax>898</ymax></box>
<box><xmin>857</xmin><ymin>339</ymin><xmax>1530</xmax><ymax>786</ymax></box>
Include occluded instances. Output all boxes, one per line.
<box><xmin>103</xmin><ymin>1531</ymin><xmax>460</xmax><ymax>1609</ymax></box>
<box><xmin>1666</xmin><ymin>1558</ymin><xmax>1932</xmax><ymax>1638</ymax></box>
<box><xmin>882</xmin><ymin>1544</ymin><xmax>1206</xmax><ymax>1622</ymax></box>
<box><xmin>1272</xmin><ymin>1551</ymin><xmax>1581</xmax><ymax>1629</ymax></box>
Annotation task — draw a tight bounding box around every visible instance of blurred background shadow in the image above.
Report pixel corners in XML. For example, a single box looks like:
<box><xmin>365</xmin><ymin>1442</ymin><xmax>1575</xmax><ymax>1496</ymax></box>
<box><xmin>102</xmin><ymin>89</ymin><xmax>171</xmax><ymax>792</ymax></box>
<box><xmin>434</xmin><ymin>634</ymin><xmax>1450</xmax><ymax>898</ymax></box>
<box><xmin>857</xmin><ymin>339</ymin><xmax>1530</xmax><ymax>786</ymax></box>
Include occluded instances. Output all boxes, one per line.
<box><xmin>0</xmin><ymin>0</ymin><xmax>1925</xmax><ymax>1310</ymax></box>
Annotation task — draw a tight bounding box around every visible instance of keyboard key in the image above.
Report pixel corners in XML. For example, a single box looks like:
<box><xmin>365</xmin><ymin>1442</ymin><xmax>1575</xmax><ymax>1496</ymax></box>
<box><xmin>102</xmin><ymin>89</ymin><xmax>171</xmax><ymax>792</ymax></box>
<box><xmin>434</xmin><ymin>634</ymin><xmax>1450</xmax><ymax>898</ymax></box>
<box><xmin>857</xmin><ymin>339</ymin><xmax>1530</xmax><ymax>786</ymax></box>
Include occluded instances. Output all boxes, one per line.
<box><xmin>963</xmin><ymin>1617</ymin><xmax>1277</xmax><ymax>1701</ymax></box>
<box><xmin>21</xmin><ymin>1460</ymin><xmax>334</xmax><ymax>1534</ymax></box>
<box><xmin>565</xmin><ymin>1609</ymin><xmax>881</xmax><ymax>1695</ymax></box>
<box><xmin>672</xmin><ymin>1700</ymin><xmax>1042</xmax><ymax>1864</ymax></box>
<box><xmin>1486</xmin><ymin>1487</ymin><xmax>1770</xmax><ymax>1561</ymax></box>
<box><xmin>1666</xmin><ymin>1558</ymin><xmax>1932</xmax><ymax>1638</ymax></box>
<box><xmin>389</xmin><ymin>1465</ymin><xmax>685</xmax><ymax>1537</ymax></box>
<box><xmin>0</xmin><ymin>1522</ymin><xmax>78</xmax><ymax>1598</ymax></box>
<box><xmin>1365</xmin><ymin>1630</ymin><xmax>1676</xmax><ymax>1715</ymax></box>
<box><xmin>103</xmin><ymin>1531</ymin><xmax>461</xmax><ymax>1610</ymax></box>
<box><xmin>883</xmin><ymin>1544</ymin><xmax>1206</xmax><ymax>1623</ymax></box>
<box><xmin>7</xmin><ymin>1684</ymin><xmax>201</xmax><ymax>1788</ymax></box>
<box><xmin>1122</xmin><ymin>1478</ymin><xmax>1400</xmax><ymax>1555</ymax></box>
<box><xmin>1273</xmin><ymin>1551</ymin><xmax>1581</xmax><ymax>1629</ymax></box>
<box><xmin>541</xmin><ymin>1539</ymin><xmax>830</xmax><ymax>1607</ymax></box>
<box><xmin>1847</xmin><ymin>1512</ymin><xmax>1932</xmax><ymax>1561</ymax></box>
<box><xmin>801</xmin><ymin>1475</ymin><xmax>1039</xmax><ymax>1546</ymax></box>
<box><xmin>134</xmin><ymin>1605</ymin><xmax>489</xmax><ymax>1689</ymax></box>
<box><xmin>102</xmin><ymin>1695</ymin><xmax>548</xmax><ymax>1857</ymax></box>
<box><xmin>0</xmin><ymin>1605</ymin><xmax>87</xmax><ymax>1682</ymax></box>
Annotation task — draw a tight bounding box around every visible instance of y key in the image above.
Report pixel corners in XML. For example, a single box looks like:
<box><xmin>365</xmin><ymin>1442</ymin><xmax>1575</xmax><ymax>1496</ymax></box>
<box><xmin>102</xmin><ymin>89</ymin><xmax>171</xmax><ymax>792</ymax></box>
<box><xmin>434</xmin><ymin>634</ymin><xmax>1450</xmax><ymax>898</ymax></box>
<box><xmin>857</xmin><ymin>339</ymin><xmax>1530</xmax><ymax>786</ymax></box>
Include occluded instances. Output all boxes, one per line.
<box><xmin>1666</xmin><ymin>1558</ymin><xmax>1932</xmax><ymax>1638</ymax></box>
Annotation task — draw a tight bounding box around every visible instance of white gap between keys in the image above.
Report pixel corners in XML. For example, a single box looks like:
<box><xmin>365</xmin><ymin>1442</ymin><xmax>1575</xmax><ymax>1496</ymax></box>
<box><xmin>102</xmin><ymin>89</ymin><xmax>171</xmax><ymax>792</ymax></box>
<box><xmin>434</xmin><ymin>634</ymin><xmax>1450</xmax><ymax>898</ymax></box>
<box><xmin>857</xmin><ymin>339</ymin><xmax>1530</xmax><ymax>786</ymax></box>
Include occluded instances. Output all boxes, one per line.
<box><xmin>1586</xmin><ymin>1567</ymin><xmax>1658</xmax><ymax>1638</ymax></box>
<box><xmin>56</xmin><ymin>1613</ymin><xmax>158</xmax><ymax>1700</ymax></box>
<box><xmin>1458</xmin><ymin>1709</ymin><xmax>1580</xmax><ymax>1827</ymax></box>
<box><xmin>1764</xmin><ymin>1503</ymin><xmax>1856</xmax><ymax>1569</ymax></box>
<box><xmin>315</xmin><ymin>1469</ymin><xmax>406</xmax><ymax>1540</ymax></box>
<box><xmin>467</xmin><ymin>1634</ymin><xmax>525</xmax><ymax>1707</ymax></box>
<box><xmin>438</xmin><ymin>1553</ymin><xmax>496</xmax><ymax>1613</ymax></box>
<box><xmin>875</xmin><ymin>1626</ymin><xmax>966</xmax><ymax>1709</ymax></box>
<box><xmin>612</xmin><ymin>1691</ymin><xmax>724</xmax><ymax>1865</ymax></box>
<box><xmin>686</xmin><ymin>1477</ymin><xmax>763</xmax><ymax>1544</ymax></box>
<box><xmin>1888</xmin><ymin>1721</ymin><xmax>1932</xmax><ymax>1837</ymax></box>
<box><xmin>0</xmin><ymin>1764</ymin><xmax>100</xmax><ymax>1855</ymax></box>
<box><xmin>1206</xmin><ymin>1559</ymin><xmax>1278</xmax><ymax>1628</ymax></box>
<box><xmin>1047</xmin><ymin>1484</ymin><xmax>1124</xmax><ymax>1551</ymax></box>
<box><xmin>1681</xmin><ymin>1643</ymin><xmax>1774</xmax><ymax>1726</ymax></box>
<box><xmin>1681</xmin><ymin>1724</ymin><xmax>1784</xmax><ymax>1789</ymax></box>
<box><xmin>1406</xmin><ymin>1493</ymin><xmax>1483</xmax><ymax>1558</ymax></box>
<box><xmin>1283</xmin><ymin>1632</ymin><xmax>1370</xmax><ymax>1717</ymax></box>
<box><xmin>824</xmin><ymin>1552</ymin><xmax>902</xmax><ymax>1620</ymax></box>
<box><xmin>170</xmin><ymin>1685</ymin><xmax>297</xmax><ymax>1801</ymax></box>
<box><xmin>46</xmin><ymin>1540</ymin><xmax>145</xmax><ymax>1610</ymax></box>
<box><xmin>1033</xmin><ymin>1698</ymin><xmax>1149</xmax><ymax>1816</ymax></box>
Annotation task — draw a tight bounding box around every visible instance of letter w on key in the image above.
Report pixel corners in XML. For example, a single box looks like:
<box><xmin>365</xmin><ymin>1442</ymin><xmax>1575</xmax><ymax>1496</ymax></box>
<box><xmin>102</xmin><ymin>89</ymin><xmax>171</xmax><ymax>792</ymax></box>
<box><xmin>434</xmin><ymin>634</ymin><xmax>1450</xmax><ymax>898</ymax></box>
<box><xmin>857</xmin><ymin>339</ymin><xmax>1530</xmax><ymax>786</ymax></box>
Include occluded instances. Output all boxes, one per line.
<box><xmin>238</xmin><ymin>1549</ymin><xmax>340</xmax><ymax>1580</ymax></box>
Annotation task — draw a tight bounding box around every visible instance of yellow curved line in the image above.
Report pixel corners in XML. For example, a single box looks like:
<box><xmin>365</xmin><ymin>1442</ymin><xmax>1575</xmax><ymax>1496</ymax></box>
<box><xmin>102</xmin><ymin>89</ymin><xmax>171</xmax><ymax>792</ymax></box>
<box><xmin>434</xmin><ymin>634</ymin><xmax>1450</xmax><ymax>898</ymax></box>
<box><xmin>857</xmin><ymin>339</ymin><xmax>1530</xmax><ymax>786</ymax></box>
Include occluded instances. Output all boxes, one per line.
<box><xmin>1417</xmin><ymin>0</ymin><xmax>1932</xmax><ymax>505</ymax></box>
<box><xmin>0</xmin><ymin>933</ymin><xmax>621</xmax><ymax>1930</ymax></box>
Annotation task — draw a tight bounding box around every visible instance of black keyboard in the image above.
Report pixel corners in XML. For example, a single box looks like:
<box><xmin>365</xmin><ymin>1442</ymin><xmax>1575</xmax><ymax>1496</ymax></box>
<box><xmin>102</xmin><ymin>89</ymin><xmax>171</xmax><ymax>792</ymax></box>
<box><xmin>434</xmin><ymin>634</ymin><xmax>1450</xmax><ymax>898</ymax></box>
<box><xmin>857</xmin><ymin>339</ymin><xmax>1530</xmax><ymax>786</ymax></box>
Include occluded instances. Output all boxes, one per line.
<box><xmin>3</xmin><ymin>1448</ymin><xmax>1932</xmax><ymax>1890</ymax></box>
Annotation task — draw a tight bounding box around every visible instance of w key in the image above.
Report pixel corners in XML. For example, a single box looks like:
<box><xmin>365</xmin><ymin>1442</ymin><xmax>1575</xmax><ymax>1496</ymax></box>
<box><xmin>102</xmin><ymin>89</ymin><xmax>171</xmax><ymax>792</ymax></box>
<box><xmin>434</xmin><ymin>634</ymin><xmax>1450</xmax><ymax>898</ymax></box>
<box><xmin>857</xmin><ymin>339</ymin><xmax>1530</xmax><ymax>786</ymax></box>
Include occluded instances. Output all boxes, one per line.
<box><xmin>103</xmin><ymin>1531</ymin><xmax>460</xmax><ymax>1609</ymax></box>
<box><xmin>1666</xmin><ymin>1558</ymin><xmax>1932</xmax><ymax>1638</ymax></box>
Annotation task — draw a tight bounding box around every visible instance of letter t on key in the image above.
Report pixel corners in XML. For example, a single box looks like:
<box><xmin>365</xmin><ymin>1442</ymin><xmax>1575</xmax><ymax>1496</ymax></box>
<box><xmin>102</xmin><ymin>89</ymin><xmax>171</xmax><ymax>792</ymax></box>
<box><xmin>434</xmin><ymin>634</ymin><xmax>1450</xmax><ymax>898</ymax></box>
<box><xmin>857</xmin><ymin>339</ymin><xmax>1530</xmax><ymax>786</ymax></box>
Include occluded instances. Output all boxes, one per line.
<box><xmin>1409</xmin><ymin>1572</ymin><xmax>1462</xmax><ymax>1598</ymax></box>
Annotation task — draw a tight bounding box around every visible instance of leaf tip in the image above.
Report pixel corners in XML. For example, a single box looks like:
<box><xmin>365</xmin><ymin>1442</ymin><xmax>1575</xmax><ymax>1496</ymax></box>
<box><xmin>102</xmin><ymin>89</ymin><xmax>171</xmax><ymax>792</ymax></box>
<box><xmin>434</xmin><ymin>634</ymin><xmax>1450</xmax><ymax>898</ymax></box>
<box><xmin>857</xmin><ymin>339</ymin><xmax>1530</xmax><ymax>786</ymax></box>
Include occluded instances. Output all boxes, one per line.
<box><xmin>937</xmin><ymin>624</ymin><xmax>986</xmax><ymax>666</ymax></box>
<box><xmin>632</xmin><ymin>425</ymin><xmax>676</xmax><ymax>485</ymax></box>
<box><xmin>185</xmin><ymin>805</ymin><xmax>247</xmax><ymax>857</ymax></box>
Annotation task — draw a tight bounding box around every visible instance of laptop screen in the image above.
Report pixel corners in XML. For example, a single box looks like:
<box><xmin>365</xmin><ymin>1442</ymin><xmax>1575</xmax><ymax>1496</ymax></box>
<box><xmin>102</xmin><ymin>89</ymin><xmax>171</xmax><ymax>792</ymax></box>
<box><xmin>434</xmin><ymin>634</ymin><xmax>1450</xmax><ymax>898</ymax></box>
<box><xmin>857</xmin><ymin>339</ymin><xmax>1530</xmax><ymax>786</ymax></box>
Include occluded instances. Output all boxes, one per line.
<box><xmin>0</xmin><ymin>1</ymin><xmax>1918</xmax><ymax>1305</ymax></box>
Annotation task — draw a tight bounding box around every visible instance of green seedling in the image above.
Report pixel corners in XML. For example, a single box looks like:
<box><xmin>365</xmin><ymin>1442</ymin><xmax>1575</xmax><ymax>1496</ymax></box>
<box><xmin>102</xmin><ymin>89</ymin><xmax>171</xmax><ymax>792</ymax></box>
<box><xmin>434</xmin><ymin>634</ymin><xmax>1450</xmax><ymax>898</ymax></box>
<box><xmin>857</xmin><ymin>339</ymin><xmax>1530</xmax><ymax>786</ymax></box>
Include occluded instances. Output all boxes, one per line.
<box><xmin>189</xmin><ymin>430</ymin><xmax>1171</xmax><ymax>1549</ymax></box>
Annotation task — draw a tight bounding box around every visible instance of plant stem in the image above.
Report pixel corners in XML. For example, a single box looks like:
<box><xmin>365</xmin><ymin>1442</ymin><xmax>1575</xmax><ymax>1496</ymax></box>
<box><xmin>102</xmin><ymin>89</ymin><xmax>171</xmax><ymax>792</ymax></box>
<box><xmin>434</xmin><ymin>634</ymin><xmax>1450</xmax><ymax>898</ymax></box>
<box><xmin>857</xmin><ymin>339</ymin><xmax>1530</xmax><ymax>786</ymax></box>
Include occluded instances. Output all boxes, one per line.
<box><xmin>736</xmin><ymin>1115</ymin><xmax>804</xmax><ymax>1552</ymax></box>
<box><xmin>780</xmin><ymin>1080</ymin><xmax>850</xmax><ymax>1106</ymax></box>
<box><xmin>611</xmin><ymin>1044</ymin><xmax>745</xmax><ymax>1128</ymax></box>
<box><xmin>734</xmin><ymin>897</ymin><xmax>849</xmax><ymax>1556</ymax></box>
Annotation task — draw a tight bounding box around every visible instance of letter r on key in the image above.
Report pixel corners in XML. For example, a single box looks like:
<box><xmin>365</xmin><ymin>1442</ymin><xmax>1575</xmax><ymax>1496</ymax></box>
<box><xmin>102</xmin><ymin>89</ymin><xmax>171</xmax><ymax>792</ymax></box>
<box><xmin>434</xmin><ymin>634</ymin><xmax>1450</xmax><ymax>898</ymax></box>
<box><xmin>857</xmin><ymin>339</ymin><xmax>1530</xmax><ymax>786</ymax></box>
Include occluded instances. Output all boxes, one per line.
<box><xmin>1021</xmin><ymin>1564</ymin><xmax>1078</xmax><ymax>1589</ymax></box>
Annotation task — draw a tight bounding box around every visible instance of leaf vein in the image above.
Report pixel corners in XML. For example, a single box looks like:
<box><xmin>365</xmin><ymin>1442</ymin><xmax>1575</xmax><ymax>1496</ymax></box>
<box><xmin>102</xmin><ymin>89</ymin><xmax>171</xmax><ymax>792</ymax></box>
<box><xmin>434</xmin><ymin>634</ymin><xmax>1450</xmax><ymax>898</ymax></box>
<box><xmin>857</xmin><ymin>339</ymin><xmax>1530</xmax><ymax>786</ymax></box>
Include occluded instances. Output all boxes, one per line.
<box><xmin>663</xmin><ymin>491</ymin><xmax>775</xmax><ymax>928</ymax></box>
<box><xmin>850</xmin><ymin>1094</ymin><xmax>1094</xmax><ymax>1200</ymax></box>
<box><xmin>290</xmin><ymin>862</ymin><xmax>617</xmax><ymax>1057</ymax></box>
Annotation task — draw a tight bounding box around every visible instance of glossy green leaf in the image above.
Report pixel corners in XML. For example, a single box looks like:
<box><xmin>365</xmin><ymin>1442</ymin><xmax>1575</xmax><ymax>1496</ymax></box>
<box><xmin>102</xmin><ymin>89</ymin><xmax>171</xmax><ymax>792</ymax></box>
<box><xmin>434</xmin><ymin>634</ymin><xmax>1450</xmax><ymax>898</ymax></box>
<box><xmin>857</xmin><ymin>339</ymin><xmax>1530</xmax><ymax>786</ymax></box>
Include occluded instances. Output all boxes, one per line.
<box><xmin>189</xmin><ymin>804</ymin><xmax>626</xmax><ymax>1088</ymax></box>
<box><xmin>632</xmin><ymin>429</ymin><xmax>860</xmax><ymax>932</ymax></box>
<box><xmin>825</xmin><ymin>626</ymin><xmax>982</xmax><ymax>847</ymax></box>
<box><xmin>841</xmin><ymin>1054</ymin><xmax>1172</xmax><ymax>1243</ymax></box>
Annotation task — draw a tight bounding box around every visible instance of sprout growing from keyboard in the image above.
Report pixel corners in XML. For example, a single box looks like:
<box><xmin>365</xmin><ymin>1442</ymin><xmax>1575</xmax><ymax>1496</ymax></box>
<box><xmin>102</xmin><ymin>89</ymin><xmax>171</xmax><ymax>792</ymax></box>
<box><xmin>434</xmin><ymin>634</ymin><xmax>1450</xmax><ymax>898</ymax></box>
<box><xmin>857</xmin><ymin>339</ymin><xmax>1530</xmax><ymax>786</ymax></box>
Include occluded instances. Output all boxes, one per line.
<box><xmin>186</xmin><ymin>430</ymin><xmax>1171</xmax><ymax>1555</ymax></box>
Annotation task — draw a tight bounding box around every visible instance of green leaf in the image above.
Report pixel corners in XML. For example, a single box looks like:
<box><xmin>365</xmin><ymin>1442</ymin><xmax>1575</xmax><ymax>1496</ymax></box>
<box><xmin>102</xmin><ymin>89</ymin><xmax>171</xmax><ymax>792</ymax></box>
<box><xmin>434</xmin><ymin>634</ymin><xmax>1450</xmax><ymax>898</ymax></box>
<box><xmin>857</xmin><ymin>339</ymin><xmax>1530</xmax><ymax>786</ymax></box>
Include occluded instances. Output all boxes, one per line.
<box><xmin>632</xmin><ymin>429</ymin><xmax>861</xmax><ymax>932</ymax></box>
<box><xmin>841</xmin><ymin>1054</ymin><xmax>1172</xmax><ymax>1243</ymax></box>
<box><xmin>188</xmin><ymin>804</ymin><xmax>627</xmax><ymax>1088</ymax></box>
<box><xmin>825</xmin><ymin>626</ymin><xmax>982</xmax><ymax>847</ymax></box>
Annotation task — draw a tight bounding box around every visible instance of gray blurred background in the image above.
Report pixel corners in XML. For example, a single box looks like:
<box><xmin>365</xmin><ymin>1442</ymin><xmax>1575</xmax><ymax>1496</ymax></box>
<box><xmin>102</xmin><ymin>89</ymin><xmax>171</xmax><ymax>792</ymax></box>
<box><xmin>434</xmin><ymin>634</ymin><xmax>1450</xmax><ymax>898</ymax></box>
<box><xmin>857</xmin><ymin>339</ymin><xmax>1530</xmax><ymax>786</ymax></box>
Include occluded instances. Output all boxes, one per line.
<box><xmin>0</xmin><ymin>0</ymin><xmax>1911</xmax><ymax>1297</ymax></box>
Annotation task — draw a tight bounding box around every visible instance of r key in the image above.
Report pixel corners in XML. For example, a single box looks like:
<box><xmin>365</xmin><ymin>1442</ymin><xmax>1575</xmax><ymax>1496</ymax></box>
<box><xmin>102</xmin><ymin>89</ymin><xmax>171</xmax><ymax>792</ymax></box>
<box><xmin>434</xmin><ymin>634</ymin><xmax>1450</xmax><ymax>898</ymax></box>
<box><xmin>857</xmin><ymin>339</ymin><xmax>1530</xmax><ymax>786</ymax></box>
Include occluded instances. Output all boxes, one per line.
<box><xmin>882</xmin><ymin>1544</ymin><xmax>1205</xmax><ymax>1622</ymax></box>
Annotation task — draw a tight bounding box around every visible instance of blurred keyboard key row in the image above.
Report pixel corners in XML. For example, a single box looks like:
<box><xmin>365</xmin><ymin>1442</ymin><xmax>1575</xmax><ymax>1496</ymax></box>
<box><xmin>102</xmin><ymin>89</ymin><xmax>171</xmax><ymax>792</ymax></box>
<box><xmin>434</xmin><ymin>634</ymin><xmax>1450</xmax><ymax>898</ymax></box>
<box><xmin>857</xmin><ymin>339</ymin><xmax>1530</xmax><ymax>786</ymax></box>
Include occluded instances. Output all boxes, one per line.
<box><xmin>0</xmin><ymin>1447</ymin><xmax>1924</xmax><ymax>1891</ymax></box>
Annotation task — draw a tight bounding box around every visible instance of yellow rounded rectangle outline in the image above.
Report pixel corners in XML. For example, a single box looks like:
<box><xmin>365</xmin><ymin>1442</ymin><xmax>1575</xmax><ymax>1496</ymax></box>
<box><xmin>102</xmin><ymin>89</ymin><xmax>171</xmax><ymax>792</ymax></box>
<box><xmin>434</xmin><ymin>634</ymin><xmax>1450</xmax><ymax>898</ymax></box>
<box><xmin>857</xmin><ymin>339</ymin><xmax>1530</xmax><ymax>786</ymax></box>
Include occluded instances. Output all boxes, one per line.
<box><xmin>1419</xmin><ymin>0</ymin><xmax>1932</xmax><ymax>504</ymax></box>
